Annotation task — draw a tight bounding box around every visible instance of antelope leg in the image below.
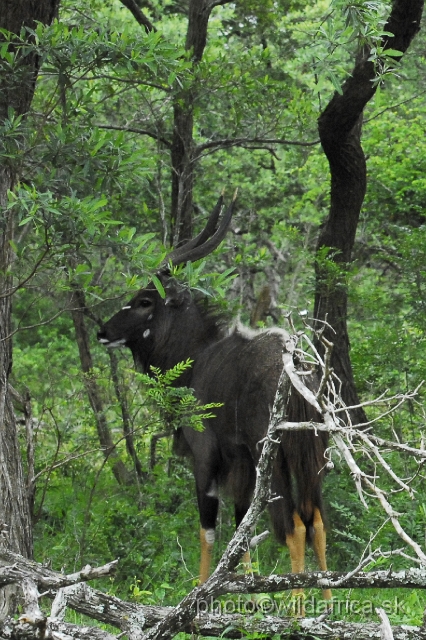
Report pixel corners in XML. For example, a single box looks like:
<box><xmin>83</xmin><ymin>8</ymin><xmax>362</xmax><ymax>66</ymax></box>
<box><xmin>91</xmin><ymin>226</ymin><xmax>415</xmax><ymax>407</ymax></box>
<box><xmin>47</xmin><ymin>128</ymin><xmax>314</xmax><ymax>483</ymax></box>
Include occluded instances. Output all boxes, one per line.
<box><xmin>199</xmin><ymin>528</ymin><xmax>215</xmax><ymax>584</ymax></box>
<box><xmin>312</xmin><ymin>507</ymin><xmax>332</xmax><ymax>602</ymax></box>
<box><xmin>241</xmin><ymin>550</ymin><xmax>252</xmax><ymax>573</ymax></box>
<box><xmin>285</xmin><ymin>511</ymin><xmax>306</xmax><ymax>615</ymax></box>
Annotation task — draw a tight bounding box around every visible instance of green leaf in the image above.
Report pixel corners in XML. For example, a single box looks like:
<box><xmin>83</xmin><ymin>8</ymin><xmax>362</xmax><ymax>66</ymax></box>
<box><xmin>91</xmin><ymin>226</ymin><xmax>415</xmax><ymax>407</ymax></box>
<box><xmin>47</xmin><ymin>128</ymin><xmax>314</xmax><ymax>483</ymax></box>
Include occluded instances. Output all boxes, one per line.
<box><xmin>151</xmin><ymin>274</ymin><xmax>166</xmax><ymax>298</ymax></box>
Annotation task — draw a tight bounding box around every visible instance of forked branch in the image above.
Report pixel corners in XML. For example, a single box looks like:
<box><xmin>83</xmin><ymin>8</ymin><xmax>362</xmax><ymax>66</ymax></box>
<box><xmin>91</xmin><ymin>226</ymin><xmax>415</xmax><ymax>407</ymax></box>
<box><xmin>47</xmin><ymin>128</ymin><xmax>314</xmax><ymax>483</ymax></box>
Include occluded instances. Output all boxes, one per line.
<box><xmin>283</xmin><ymin>324</ymin><xmax>426</xmax><ymax>566</ymax></box>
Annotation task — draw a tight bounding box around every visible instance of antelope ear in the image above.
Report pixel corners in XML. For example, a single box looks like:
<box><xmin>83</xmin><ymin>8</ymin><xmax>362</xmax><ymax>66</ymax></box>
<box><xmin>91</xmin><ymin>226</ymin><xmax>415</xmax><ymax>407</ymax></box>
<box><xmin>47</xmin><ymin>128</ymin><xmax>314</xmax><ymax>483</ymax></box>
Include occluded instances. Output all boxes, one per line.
<box><xmin>164</xmin><ymin>282</ymin><xmax>190</xmax><ymax>307</ymax></box>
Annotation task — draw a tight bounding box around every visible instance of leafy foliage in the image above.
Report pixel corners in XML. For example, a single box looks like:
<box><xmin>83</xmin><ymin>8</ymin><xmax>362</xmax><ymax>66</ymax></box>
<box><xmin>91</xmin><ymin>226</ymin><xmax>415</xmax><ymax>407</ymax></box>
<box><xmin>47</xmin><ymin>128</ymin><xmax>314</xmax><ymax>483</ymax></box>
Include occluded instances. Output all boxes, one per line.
<box><xmin>136</xmin><ymin>360</ymin><xmax>223</xmax><ymax>433</ymax></box>
<box><xmin>1</xmin><ymin>0</ymin><xmax>426</xmax><ymax>631</ymax></box>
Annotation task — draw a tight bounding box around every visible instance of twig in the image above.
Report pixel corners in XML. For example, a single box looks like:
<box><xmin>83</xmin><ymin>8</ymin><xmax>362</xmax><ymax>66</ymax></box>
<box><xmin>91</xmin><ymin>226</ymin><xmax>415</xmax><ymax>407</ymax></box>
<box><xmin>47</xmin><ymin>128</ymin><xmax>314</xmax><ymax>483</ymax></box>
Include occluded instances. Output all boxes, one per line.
<box><xmin>376</xmin><ymin>607</ymin><xmax>394</xmax><ymax>640</ymax></box>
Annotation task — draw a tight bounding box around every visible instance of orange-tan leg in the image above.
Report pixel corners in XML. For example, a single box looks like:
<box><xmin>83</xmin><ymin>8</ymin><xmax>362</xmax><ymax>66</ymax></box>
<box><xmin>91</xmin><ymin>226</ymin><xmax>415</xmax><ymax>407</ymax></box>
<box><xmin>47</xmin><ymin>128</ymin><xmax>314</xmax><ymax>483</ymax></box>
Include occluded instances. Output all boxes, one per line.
<box><xmin>241</xmin><ymin>550</ymin><xmax>259</xmax><ymax>607</ymax></box>
<box><xmin>285</xmin><ymin>512</ymin><xmax>306</xmax><ymax>616</ymax></box>
<box><xmin>312</xmin><ymin>507</ymin><xmax>332</xmax><ymax>603</ymax></box>
<box><xmin>241</xmin><ymin>550</ymin><xmax>252</xmax><ymax>572</ymax></box>
<box><xmin>199</xmin><ymin>528</ymin><xmax>215</xmax><ymax>584</ymax></box>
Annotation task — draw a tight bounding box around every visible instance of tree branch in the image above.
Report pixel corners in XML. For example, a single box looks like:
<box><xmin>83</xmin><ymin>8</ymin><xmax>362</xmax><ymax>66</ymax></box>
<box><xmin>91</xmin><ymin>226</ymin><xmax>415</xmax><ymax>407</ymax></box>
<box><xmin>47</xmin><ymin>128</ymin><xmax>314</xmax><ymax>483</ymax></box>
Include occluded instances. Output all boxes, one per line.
<box><xmin>0</xmin><ymin>244</ymin><xmax>51</xmax><ymax>300</ymax></box>
<box><xmin>196</xmin><ymin>135</ymin><xmax>320</xmax><ymax>154</ymax></box>
<box><xmin>0</xmin><ymin>550</ymin><xmax>118</xmax><ymax>589</ymax></box>
<box><xmin>218</xmin><ymin>567</ymin><xmax>426</xmax><ymax>594</ymax></box>
<box><xmin>95</xmin><ymin>123</ymin><xmax>171</xmax><ymax>148</ymax></box>
<box><xmin>276</xmin><ymin>419</ymin><xmax>426</xmax><ymax>459</ymax></box>
<box><xmin>319</xmin><ymin>1</ymin><xmax>423</xmax><ymax>150</ymax></box>
<box><xmin>118</xmin><ymin>0</ymin><xmax>156</xmax><ymax>33</ymax></box>
<box><xmin>314</xmin><ymin>0</ymin><xmax>424</xmax><ymax>424</ymax></box>
<box><xmin>0</xmin><ymin>552</ymin><xmax>426</xmax><ymax>639</ymax></box>
<box><xmin>207</xmin><ymin>0</ymin><xmax>235</xmax><ymax>8</ymax></box>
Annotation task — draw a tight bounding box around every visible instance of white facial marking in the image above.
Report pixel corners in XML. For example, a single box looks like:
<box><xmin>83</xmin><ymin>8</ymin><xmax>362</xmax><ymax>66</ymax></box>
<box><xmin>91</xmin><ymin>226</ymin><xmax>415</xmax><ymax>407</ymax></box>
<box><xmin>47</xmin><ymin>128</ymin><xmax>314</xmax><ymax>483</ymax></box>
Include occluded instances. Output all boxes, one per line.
<box><xmin>204</xmin><ymin>529</ymin><xmax>215</xmax><ymax>545</ymax></box>
<box><xmin>147</xmin><ymin>314</ymin><xmax>153</xmax><ymax>321</ymax></box>
<box><xmin>122</xmin><ymin>305</ymin><xmax>131</xmax><ymax>310</ymax></box>
<box><xmin>105</xmin><ymin>339</ymin><xmax>127</xmax><ymax>348</ymax></box>
<box><xmin>143</xmin><ymin>329</ymin><xmax>150</xmax><ymax>338</ymax></box>
<box><xmin>98</xmin><ymin>338</ymin><xmax>110</xmax><ymax>344</ymax></box>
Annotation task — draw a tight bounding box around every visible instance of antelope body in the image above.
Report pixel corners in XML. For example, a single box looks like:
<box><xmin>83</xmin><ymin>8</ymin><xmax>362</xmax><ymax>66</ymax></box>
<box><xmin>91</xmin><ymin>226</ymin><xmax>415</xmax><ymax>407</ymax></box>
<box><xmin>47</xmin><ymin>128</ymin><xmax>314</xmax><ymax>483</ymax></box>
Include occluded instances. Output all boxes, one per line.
<box><xmin>98</xmin><ymin>196</ymin><xmax>331</xmax><ymax>600</ymax></box>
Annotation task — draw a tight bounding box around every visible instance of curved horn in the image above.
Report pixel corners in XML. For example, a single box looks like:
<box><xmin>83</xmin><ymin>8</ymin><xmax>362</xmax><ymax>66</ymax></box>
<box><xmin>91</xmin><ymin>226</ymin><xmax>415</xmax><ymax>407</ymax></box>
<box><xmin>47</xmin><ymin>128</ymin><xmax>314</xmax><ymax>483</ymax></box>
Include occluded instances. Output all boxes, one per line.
<box><xmin>162</xmin><ymin>191</ymin><xmax>237</xmax><ymax>268</ymax></box>
<box><xmin>165</xmin><ymin>194</ymin><xmax>224</xmax><ymax>265</ymax></box>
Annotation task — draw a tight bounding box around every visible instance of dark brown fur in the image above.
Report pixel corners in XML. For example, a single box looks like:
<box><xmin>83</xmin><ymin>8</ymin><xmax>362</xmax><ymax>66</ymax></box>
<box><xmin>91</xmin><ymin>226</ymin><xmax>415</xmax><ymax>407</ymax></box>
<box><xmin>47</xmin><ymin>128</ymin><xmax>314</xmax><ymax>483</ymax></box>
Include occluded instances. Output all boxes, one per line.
<box><xmin>98</xmin><ymin>276</ymin><xmax>328</xmax><ymax>545</ymax></box>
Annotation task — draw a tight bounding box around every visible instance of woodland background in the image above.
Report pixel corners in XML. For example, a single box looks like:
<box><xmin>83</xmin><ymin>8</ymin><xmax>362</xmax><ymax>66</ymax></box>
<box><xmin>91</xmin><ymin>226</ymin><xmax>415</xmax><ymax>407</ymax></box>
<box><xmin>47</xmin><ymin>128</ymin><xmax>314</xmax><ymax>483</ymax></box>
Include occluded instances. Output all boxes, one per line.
<box><xmin>1</xmin><ymin>0</ymin><xmax>426</xmax><ymax>635</ymax></box>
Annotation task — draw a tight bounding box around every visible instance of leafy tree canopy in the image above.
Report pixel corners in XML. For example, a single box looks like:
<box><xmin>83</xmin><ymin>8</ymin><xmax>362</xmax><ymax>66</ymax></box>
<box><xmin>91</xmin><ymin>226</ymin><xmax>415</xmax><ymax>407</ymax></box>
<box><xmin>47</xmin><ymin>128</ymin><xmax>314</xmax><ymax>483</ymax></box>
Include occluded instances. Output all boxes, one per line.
<box><xmin>1</xmin><ymin>0</ymin><xmax>425</xmax><ymax>627</ymax></box>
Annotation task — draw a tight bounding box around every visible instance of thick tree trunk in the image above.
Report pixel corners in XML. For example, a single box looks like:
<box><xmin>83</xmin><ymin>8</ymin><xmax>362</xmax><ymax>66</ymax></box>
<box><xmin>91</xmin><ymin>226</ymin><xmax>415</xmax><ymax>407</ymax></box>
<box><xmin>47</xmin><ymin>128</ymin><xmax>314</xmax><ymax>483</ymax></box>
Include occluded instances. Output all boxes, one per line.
<box><xmin>314</xmin><ymin>0</ymin><xmax>424</xmax><ymax>424</ymax></box>
<box><xmin>314</xmin><ymin>115</ymin><xmax>368</xmax><ymax>424</ymax></box>
<box><xmin>0</xmin><ymin>168</ymin><xmax>33</xmax><ymax>618</ymax></box>
<box><xmin>0</xmin><ymin>0</ymin><xmax>60</xmax><ymax>617</ymax></box>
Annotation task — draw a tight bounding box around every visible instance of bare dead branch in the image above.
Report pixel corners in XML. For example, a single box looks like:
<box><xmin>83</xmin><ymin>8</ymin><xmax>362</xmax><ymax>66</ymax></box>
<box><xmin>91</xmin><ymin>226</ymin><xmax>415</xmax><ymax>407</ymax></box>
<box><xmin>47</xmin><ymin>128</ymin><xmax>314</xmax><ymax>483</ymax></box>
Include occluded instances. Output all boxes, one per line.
<box><xmin>19</xmin><ymin>578</ymin><xmax>44</xmax><ymax>626</ymax></box>
<box><xmin>0</xmin><ymin>550</ymin><xmax>118</xmax><ymax>589</ymax></box>
<box><xmin>376</xmin><ymin>607</ymin><xmax>395</xmax><ymax>640</ymax></box>
<box><xmin>42</xmin><ymin>576</ymin><xmax>426</xmax><ymax>639</ymax></box>
<box><xmin>0</xmin><ymin>549</ymin><xmax>426</xmax><ymax>639</ymax></box>
<box><xmin>277</xmin><ymin>320</ymin><xmax>426</xmax><ymax>565</ymax></box>
<box><xmin>5</xmin><ymin>324</ymin><xmax>426</xmax><ymax>638</ymax></box>
<box><xmin>276</xmin><ymin>419</ymin><xmax>426</xmax><ymax>459</ymax></box>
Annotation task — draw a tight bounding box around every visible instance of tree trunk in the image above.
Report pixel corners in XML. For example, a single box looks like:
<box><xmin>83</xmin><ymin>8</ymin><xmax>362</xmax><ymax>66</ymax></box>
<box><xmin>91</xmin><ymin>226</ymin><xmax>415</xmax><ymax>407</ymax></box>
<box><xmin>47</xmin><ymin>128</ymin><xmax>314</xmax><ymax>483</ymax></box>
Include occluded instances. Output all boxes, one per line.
<box><xmin>70</xmin><ymin>288</ymin><xmax>132</xmax><ymax>486</ymax></box>
<box><xmin>170</xmin><ymin>0</ymin><xmax>215</xmax><ymax>244</ymax></box>
<box><xmin>171</xmin><ymin>100</ymin><xmax>195</xmax><ymax>244</ymax></box>
<box><xmin>0</xmin><ymin>0</ymin><xmax>60</xmax><ymax>616</ymax></box>
<box><xmin>0</xmin><ymin>167</ymin><xmax>33</xmax><ymax>617</ymax></box>
<box><xmin>314</xmin><ymin>114</ymin><xmax>368</xmax><ymax>424</ymax></box>
<box><xmin>314</xmin><ymin>0</ymin><xmax>424</xmax><ymax>424</ymax></box>
<box><xmin>108</xmin><ymin>350</ymin><xmax>145</xmax><ymax>482</ymax></box>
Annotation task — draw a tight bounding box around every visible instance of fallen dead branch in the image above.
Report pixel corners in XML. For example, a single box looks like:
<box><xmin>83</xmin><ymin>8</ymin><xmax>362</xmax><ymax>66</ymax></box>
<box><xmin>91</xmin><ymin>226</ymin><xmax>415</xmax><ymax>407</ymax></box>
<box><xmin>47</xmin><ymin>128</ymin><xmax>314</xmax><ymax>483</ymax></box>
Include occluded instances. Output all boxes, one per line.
<box><xmin>0</xmin><ymin>549</ymin><xmax>118</xmax><ymax>589</ymax></box>
<box><xmin>0</xmin><ymin>555</ymin><xmax>425</xmax><ymax>639</ymax></box>
<box><xmin>1</xmin><ymin>325</ymin><xmax>425</xmax><ymax>639</ymax></box>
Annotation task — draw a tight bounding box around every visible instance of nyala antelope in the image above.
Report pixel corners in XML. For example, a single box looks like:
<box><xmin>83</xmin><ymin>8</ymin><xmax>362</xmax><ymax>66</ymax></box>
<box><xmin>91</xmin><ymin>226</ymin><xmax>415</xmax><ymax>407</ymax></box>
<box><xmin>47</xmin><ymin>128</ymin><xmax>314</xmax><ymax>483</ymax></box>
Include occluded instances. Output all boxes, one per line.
<box><xmin>98</xmin><ymin>195</ymin><xmax>331</xmax><ymax>603</ymax></box>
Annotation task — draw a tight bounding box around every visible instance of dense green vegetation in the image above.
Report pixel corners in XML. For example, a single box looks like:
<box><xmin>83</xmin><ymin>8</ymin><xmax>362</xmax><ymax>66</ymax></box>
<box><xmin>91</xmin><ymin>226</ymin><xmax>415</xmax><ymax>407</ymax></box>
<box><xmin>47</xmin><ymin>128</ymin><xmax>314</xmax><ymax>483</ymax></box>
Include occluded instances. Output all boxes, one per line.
<box><xmin>2</xmin><ymin>0</ymin><xmax>426</xmax><ymax>633</ymax></box>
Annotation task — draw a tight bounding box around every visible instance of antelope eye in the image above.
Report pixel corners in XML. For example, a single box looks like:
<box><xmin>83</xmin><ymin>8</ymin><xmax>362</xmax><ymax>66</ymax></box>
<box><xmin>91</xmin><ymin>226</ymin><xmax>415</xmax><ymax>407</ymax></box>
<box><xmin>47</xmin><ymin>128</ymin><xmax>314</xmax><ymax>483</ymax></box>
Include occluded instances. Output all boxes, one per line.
<box><xmin>137</xmin><ymin>298</ymin><xmax>153</xmax><ymax>308</ymax></box>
